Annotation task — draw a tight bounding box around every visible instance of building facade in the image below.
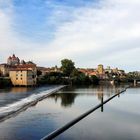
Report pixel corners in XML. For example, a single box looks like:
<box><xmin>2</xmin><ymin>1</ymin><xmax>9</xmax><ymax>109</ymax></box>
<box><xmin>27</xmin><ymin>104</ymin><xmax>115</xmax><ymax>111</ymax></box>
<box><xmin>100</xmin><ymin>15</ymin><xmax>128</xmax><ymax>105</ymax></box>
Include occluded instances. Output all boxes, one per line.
<box><xmin>97</xmin><ymin>64</ymin><xmax>104</xmax><ymax>75</ymax></box>
<box><xmin>7</xmin><ymin>54</ymin><xmax>20</xmax><ymax>66</ymax></box>
<box><xmin>0</xmin><ymin>64</ymin><xmax>11</xmax><ymax>76</ymax></box>
<box><xmin>9</xmin><ymin>64</ymin><xmax>37</xmax><ymax>86</ymax></box>
<box><xmin>0</xmin><ymin>54</ymin><xmax>20</xmax><ymax>76</ymax></box>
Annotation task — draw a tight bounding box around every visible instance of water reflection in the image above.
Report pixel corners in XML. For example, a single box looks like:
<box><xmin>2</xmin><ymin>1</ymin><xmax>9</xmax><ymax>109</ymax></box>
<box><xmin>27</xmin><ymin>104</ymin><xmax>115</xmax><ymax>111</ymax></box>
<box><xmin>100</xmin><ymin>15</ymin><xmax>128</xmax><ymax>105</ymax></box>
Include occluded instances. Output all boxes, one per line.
<box><xmin>0</xmin><ymin>86</ymin><xmax>56</xmax><ymax>107</ymax></box>
<box><xmin>49</xmin><ymin>85</ymin><xmax>126</xmax><ymax>108</ymax></box>
<box><xmin>0</xmin><ymin>85</ymin><xmax>139</xmax><ymax>140</ymax></box>
<box><xmin>9</xmin><ymin>87</ymin><xmax>34</xmax><ymax>93</ymax></box>
<box><xmin>50</xmin><ymin>92</ymin><xmax>77</xmax><ymax>107</ymax></box>
<box><xmin>0</xmin><ymin>87</ymin><xmax>35</xmax><ymax>94</ymax></box>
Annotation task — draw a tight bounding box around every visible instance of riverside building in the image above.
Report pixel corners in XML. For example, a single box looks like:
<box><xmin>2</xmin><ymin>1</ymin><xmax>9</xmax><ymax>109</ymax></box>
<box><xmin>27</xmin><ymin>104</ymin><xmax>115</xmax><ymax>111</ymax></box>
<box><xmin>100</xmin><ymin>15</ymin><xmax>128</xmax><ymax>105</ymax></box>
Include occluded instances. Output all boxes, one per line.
<box><xmin>0</xmin><ymin>54</ymin><xmax>20</xmax><ymax>76</ymax></box>
<box><xmin>9</xmin><ymin>64</ymin><xmax>37</xmax><ymax>86</ymax></box>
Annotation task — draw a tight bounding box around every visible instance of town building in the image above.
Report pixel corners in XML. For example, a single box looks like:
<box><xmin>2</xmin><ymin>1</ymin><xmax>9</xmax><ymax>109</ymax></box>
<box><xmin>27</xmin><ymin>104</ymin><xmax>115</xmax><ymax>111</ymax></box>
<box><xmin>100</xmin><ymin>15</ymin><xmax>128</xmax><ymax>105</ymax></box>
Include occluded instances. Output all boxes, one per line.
<box><xmin>0</xmin><ymin>63</ymin><xmax>11</xmax><ymax>76</ymax></box>
<box><xmin>97</xmin><ymin>64</ymin><xmax>106</xmax><ymax>79</ymax></box>
<box><xmin>9</xmin><ymin>64</ymin><xmax>37</xmax><ymax>86</ymax></box>
<box><xmin>78</xmin><ymin>68</ymin><xmax>98</xmax><ymax>77</ymax></box>
<box><xmin>0</xmin><ymin>54</ymin><xmax>37</xmax><ymax>86</ymax></box>
<box><xmin>7</xmin><ymin>54</ymin><xmax>20</xmax><ymax>66</ymax></box>
<box><xmin>37</xmin><ymin>66</ymin><xmax>62</xmax><ymax>77</ymax></box>
<box><xmin>0</xmin><ymin>54</ymin><xmax>20</xmax><ymax>76</ymax></box>
<box><xmin>105</xmin><ymin>66</ymin><xmax>112</xmax><ymax>74</ymax></box>
<box><xmin>97</xmin><ymin>64</ymin><xmax>104</xmax><ymax>74</ymax></box>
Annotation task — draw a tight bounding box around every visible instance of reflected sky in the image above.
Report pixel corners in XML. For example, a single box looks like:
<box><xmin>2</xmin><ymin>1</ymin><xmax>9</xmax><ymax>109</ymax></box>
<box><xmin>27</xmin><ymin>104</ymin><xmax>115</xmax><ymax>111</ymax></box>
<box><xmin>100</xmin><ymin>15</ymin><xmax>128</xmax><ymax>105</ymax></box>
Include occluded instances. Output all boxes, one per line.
<box><xmin>0</xmin><ymin>85</ymin><xmax>139</xmax><ymax>140</ymax></box>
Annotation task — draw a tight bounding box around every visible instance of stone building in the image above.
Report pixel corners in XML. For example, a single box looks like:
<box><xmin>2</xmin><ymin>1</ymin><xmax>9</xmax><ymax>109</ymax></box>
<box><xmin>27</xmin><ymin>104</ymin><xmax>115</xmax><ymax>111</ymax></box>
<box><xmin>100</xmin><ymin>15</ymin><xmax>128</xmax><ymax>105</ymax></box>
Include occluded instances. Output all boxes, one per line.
<box><xmin>0</xmin><ymin>54</ymin><xmax>20</xmax><ymax>76</ymax></box>
<box><xmin>7</xmin><ymin>54</ymin><xmax>20</xmax><ymax>66</ymax></box>
<box><xmin>0</xmin><ymin>64</ymin><xmax>11</xmax><ymax>76</ymax></box>
<box><xmin>9</xmin><ymin>64</ymin><xmax>37</xmax><ymax>86</ymax></box>
<box><xmin>78</xmin><ymin>68</ymin><xmax>98</xmax><ymax>77</ymax></box>
<box><xmin>97</xmin><ymin>64</ymin><xmax>106</xmax><ymax>79</ymax></box>
<box><xmin>97</xmin><ymin>64</ymin><xmax>104</xmax><ymax>74</ymax></box>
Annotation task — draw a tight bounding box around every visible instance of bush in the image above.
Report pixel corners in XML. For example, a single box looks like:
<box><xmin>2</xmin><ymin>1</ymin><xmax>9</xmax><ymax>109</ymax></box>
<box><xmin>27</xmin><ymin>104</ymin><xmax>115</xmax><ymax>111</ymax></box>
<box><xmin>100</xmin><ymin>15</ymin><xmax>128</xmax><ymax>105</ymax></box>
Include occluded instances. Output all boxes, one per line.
<box><xmin>37</xmin><ymin>69</ymin><xmax>99</xmax><ymax>86</ymax></box>
<box><xmin>90</xmin><ymin>75</ymin><xmax>99</xmax><ymax>85</ymax></box>
<box><xmin>37</xmin><ymin>72</ymin><xmax>64</xmax><ymax>85</ymax></box>
<box><xmin>0</xmin><ymin>78</ymin><xmax>12</xmax><ymax>88</ymax></box>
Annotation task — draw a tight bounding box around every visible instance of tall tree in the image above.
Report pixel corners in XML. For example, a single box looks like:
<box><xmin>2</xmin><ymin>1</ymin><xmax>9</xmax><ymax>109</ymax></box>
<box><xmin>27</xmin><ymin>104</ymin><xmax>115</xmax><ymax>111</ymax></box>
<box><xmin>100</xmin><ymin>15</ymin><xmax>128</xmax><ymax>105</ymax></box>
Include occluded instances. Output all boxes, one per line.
<box><xmin>61</xmin><ymin>59</ymin><xmax>75</xmax><ymax>77</ymax></box>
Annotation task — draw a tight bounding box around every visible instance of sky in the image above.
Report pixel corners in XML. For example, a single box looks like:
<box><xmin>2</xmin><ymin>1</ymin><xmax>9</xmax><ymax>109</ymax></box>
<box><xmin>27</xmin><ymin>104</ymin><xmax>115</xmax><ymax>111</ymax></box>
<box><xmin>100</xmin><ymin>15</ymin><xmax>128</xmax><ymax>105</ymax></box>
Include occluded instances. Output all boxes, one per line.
<box><xmin>0</xmin><ymin>0</ymin><xmax>140</xmax><ymax>72</ymax></box>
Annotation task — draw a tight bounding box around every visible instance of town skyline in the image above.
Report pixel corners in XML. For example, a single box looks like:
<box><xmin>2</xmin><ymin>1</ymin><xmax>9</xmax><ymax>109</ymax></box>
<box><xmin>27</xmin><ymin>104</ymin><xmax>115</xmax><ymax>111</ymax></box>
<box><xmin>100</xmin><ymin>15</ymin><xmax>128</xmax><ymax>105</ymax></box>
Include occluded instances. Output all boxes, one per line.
<box><xmin>0</xmin><ymin>54</ymin><xmax>128</xmax><ymax>87</ymax></box>
<box><xmin>0</xmin><ymin>54</ymin><xmax>137</xmax><ymax>73</ymax></box>
<box><xmin>0</xmin><ymin>53</ymin><xmax>140</xmax><ymax>73</ymax></box>
<box><xmin>0</xmin><ymin>0</ymin><xmax>140</xmax><ymax>72</ymax></box>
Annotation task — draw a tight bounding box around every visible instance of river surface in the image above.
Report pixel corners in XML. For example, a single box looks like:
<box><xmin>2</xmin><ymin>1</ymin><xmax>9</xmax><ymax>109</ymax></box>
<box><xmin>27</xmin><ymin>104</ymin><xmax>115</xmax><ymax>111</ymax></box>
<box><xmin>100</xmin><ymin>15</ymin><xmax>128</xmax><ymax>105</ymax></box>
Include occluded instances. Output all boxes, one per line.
<box><xmin>0</xmin><ymin>85</ymin><xmax>140</xmax><ymax>140</ymax></box>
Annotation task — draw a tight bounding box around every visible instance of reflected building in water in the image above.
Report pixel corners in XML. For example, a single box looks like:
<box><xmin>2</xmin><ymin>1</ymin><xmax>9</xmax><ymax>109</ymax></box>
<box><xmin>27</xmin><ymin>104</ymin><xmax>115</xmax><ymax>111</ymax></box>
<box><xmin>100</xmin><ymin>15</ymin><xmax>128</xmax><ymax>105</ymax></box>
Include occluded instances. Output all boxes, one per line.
<box><xmin>48</xmin><ymin>85</ymin><xmax>125</xmax><ymax>108</ymax></box>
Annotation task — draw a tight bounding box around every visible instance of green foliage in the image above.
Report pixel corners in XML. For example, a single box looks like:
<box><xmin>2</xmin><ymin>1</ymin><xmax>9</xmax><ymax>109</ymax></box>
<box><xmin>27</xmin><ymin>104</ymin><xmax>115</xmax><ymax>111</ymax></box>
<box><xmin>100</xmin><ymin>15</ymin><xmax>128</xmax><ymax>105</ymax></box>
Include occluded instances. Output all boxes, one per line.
<box><xmin>90</xmin><ymin>75</ymin><xmax>99</xmax><ymax>84</ymax></box>
<box><xmin>49</xmin><ymin>90</ymin><xmax>77</xmax><ymax>107</ymax></box>
<box><xmin>38</xmin><ymin>70</ymin><xmax>99</xmax><ymax>86</ymax></box>
<box><xmin>0</xmin><ymin>78</ymin><xmax>12</xmax><ymax>88</ymax></box>
<box><xmin>37</xmin><ymin>72</ymin><xmax>65</xmax><ymax>85</ymax></box>
<box><xmin>61</xmin><ymin>59</ymin><xmax>75</xmax><ymax>77</ymax></box>
<box><xmin>71</xmin><ymin>70</ymin><xmax>90</xmax><ymax>85</ymax></box>
<box><xmin>125</xmin><ymin>72</ymin><xmax>140</xmax><ymax>82</ymax></box>
<box><xmin>37</xmin><ymin>70</ymin><xmax>42</xmax><ymax>76</ymax></box>
<box><xmin>38</xmin><ymin>59</ymin><xmax>99</xmax><ymax>86</ymax></box>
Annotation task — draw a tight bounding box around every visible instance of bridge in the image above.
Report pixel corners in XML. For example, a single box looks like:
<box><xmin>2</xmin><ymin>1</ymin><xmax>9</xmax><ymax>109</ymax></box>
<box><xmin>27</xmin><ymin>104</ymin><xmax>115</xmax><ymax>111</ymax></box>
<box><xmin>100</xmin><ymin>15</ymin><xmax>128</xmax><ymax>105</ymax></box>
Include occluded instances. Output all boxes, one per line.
<box><xmin>134</xmin><ymin>79</ymin><xmax>140</xmax><ymax>86</ymax></box>
<box><xmin>110</xmin><ymin>79</ymin><xmax>140</xmax><ymax>86</ymax></box>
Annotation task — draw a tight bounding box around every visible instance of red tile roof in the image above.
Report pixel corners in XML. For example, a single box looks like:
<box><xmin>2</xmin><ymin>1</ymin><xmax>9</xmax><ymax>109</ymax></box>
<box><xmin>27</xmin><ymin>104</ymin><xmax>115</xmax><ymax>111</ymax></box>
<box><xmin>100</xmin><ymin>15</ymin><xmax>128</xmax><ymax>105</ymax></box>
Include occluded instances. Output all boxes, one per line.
<box><xmin>10</xmin><ymin>68</ymin><xmax>32</xmax><ymax>71</ymax></box>
<box><xmin>16</xmin><ymin>64</ymin><xmax>36</xmax><ymax>68</ymax></box>
<box><xmin>10</xmin><ymin>64</ymin><xmax>36</xmax><ymax>71</ymax></box>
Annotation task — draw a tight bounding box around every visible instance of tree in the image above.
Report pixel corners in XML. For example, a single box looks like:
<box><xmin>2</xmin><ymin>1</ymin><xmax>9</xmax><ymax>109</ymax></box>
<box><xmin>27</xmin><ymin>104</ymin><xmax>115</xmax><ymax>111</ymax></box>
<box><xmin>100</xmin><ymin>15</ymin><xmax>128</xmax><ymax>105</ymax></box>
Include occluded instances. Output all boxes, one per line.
<box><xmin>71</xmin><ymin>70</ymin><xmax>91</xmax><ymax>85</ymax></box>
<box><xmin>90</xmin><ymin>75</ymin><xmax>99</xmax><ymax>84</ymax></box>
<box><xmin>0</xmin><ymin>78</ymin><xmax>12</xmax><ymax>88</ymax></box>
<box><xmin>37</xmin><ymin>70</ymin><xmax>42</xmax><ymax>76</ymax></box>
<box><xmin>61</xmin><ymin>59</ymin><xmax>75</xmax><ymax>77</ymax></box>
<box><xmin>37</xmin><ymin>72</ymin><xmax>64</xmax><ymax>85</ymax></box>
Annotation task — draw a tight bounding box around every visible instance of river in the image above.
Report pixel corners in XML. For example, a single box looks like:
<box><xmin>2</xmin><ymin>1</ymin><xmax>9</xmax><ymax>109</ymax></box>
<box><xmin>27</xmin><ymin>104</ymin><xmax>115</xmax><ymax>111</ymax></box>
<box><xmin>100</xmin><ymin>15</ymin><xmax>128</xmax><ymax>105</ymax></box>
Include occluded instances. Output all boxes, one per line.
<box><xmin>0</xmin><ymin>85</ymin><xmax>140</xmax><ymax>140</ymax></box>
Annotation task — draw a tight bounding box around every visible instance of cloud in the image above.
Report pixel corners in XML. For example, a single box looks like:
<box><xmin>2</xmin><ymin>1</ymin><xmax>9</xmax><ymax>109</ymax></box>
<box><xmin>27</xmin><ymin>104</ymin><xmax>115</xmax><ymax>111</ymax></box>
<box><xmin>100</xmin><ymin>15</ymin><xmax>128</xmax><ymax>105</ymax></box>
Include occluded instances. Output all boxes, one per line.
<box><xmin>0</xmin><ymin>3</ymin><xmax>15</xmax><ymax>56</ymax></box>
<box><xmin>0</xmin><ymin>0</ymin><xmax>140</xmax><ymax>71</ymax></box>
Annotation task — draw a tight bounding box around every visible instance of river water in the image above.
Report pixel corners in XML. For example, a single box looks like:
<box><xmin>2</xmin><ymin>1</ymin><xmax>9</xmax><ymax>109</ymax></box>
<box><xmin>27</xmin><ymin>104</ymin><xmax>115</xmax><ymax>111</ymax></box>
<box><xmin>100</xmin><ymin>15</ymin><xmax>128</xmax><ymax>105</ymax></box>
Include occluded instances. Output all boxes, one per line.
<box><xmin>0</xmin><ymin>85</ymin><xmax>140</xmax><ymax>140</ymax></box>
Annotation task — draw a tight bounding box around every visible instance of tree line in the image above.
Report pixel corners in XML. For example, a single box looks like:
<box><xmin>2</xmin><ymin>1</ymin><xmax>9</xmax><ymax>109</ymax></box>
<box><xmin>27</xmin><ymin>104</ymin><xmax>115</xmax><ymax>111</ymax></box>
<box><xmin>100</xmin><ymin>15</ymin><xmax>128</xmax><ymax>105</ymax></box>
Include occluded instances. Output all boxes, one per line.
<box><xmin>38</xmin><ymin>59</ymin><xmax>99</xmax><ymax>85</ymax></box>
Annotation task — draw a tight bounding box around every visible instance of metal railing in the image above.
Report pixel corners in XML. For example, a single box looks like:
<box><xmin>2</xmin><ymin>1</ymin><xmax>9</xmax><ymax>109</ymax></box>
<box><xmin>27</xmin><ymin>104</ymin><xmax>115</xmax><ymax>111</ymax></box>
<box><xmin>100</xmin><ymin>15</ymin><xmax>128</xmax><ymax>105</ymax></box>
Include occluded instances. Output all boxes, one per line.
<box><xmin>41</xmin><ymin>86</ymin><xmax>129</xmax><ymax>140</ymax></box>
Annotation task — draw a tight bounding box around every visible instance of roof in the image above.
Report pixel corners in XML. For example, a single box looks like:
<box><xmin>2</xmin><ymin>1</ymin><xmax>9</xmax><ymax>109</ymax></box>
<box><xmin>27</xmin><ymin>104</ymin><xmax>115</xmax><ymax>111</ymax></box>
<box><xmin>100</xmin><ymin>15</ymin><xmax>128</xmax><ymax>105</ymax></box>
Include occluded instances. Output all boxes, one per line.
<box><xmin>9</xmin><ymin>64</ymin><xmax>36</xmax><ymax>71</ymax></box>
<box><xmin>10</xmin><ymin>68</ymin><xmax>33</xmax><ymax>71</ymax></box>
<box><xmin>0</xmin><ymin>63</ymin><xmax>14</xmax><ymax>68</ymax></box>
<box><xmin>0</xmin><ymin>63</ymin><xmax>7</xmax><ymax>66</ymax></box>
<box><xmin>16</xmin><ymin>64</ymin><xmax>36</xmax><ymax>68</ymax></box>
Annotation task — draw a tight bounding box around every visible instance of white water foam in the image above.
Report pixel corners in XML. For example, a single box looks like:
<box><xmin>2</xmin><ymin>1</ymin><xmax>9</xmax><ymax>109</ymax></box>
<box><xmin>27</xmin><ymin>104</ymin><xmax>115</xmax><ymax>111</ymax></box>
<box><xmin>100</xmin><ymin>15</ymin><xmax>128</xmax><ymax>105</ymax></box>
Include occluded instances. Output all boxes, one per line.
<box><xmin>0</xmin><ymin>86</ymin><xmax>64</xmax><ymax>120</ymax></box>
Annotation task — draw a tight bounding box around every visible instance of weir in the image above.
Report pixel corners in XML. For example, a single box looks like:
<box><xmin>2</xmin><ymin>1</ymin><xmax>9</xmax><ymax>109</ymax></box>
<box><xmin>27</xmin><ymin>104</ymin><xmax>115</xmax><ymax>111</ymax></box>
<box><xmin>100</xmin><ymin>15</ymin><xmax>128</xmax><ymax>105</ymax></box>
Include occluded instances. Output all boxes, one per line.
<box><xmin>0</xmin><ymin>86</ymin><xmax>65</xmax><ymax>122</ymax></box>
<box><xmin>41</xmin><ymin>86</ymin><xmax>130</xmax><ymax>140</ymax></box>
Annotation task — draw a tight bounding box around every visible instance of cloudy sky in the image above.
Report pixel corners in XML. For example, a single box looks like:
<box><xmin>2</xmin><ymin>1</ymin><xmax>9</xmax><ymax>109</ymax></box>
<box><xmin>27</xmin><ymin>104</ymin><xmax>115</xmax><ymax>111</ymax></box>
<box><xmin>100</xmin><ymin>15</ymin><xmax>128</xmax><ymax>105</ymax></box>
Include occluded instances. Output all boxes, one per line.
<box><xmin>0</xmin><ymin>0</ymin><xmax>140</xmax><ymax>71</ymax></box>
